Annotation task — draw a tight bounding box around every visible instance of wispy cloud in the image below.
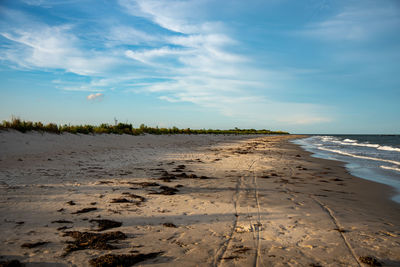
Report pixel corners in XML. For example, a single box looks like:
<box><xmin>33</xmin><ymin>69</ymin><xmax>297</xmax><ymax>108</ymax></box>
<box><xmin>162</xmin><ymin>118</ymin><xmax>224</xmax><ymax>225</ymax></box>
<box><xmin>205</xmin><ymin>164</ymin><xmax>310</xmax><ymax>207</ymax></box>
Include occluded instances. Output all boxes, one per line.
<box><xmin>118</xmin><ymin>0</ymin><xmax>220</xmax><ymax>34</ymax></box>
<box><xmin>107</xmin><ymin>25</ymin><xmax>160</xmax><ymax>46</ymax></box>
<box><xmin>0</xmin><ymin>9</ymin><xmax>120</xmax><ymax>76</ymax></box>
<box><xmin>299</xmin><ymin>5</ymin><xmax>400</xmax><ymax>42</ymax></box>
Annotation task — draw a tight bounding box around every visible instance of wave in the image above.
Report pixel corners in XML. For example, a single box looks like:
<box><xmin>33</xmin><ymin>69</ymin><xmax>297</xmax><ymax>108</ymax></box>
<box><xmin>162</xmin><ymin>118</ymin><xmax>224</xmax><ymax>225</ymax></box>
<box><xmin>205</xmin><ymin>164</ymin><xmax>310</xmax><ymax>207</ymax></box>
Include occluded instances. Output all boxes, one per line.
<box><xmin>319</xmin><ymin>137</ymin><xmax>400</xmax><ymax>152</ymax></box>
<box><xmin>380</xmin><ymin>165</ymin><xmax>400</xmax><ymax>173</ymax></box>
<box><xmin>317</xmin><ymin>147</ymin><xmax>400</xmax><ymax>166</ymax></box>
<box><xmin>378</xmin><ymin>146</ymin><xmax>400</xmax><ymax>152</ymax></box>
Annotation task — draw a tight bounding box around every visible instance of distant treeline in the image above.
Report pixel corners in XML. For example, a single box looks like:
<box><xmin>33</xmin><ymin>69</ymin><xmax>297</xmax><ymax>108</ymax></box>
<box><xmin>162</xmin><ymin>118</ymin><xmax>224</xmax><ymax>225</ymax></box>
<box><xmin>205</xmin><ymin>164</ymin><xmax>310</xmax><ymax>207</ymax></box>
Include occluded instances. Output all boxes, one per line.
<box><xmin>0</xmin><ymin>118</ymin><xmax>289</xmax><ymax>135</ymax></box>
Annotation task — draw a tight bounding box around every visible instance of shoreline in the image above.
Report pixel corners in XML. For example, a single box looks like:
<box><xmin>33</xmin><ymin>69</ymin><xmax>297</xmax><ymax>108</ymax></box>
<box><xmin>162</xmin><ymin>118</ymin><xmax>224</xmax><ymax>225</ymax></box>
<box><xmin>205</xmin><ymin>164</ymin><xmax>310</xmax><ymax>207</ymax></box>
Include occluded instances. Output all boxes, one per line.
<box><xmin>0</xmin><ymin>132</ymin><xmax>399</xmax><ymax>266</ymax></box>
<box><xmin>292</xmin><ymin>136</ymin><xmax>400</xmax><ymax>206</ymax></box>
<box><xmin>293</xmin><ymin>135</ymin><xmax>400</xmax><ymax>204</ymax></box>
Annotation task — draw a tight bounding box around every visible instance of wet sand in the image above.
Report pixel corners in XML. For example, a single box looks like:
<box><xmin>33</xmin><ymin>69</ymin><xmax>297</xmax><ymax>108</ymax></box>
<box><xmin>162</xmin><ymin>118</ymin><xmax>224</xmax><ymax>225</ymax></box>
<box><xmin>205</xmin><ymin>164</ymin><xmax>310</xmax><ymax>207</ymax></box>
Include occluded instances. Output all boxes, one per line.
<box><xmin>0</xmin><ymin>131</ymin><xmax>399</xmax><ymax>266</ymax></box>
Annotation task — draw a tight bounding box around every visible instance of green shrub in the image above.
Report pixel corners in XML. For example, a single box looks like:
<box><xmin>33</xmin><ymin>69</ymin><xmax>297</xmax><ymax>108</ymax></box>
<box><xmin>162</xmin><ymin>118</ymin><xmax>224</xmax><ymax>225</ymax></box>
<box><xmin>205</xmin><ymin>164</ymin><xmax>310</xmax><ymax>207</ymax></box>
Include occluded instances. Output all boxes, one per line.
<box><xmin>0</xmin><ymin>118</ymin><xmax>289</xmax><ymax>135</ymax></box>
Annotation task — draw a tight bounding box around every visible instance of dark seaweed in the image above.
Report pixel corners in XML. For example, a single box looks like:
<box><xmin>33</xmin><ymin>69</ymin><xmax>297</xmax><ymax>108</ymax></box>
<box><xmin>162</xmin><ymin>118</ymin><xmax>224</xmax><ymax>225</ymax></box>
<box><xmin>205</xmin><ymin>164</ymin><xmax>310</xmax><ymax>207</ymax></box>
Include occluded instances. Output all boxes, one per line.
<box><xmin>72</xmin><ymin>208</ymin><xmax>97</xmax><ymax>214</ymax></box>
<box><xmin>63</xmin><ymin>231</ymin><xmax>127</xmax><ymax>255</ymax></box>
<box><xmin>21</xmin><ymin>241</ymin><xmax>48</xmax><ymax>248</ymax></box>
<box><xmin>89</xmin><ymin>252</ymin><xmax>162</xmax><ymax>267</ymax></box>
<box><xmin>90</xmin><ymin>219</ymin><xmax>122</xmax><ymax>231</ymax></box>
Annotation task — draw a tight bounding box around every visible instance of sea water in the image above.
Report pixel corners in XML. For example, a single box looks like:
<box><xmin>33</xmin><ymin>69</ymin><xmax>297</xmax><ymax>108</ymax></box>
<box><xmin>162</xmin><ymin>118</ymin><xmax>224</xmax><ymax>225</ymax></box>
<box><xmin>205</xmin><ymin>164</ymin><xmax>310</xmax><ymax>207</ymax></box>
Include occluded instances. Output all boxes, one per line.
<box><xmin>293</xmin><ymin>135</ymin><xmax>400</xmax><ymax>203</ymax></box>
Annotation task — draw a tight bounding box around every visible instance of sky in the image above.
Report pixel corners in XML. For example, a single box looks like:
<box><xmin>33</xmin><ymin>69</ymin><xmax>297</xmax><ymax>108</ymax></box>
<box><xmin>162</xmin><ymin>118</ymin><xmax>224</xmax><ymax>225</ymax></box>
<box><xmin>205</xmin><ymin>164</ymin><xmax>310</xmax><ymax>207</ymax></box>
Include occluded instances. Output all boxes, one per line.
<box><xmin>0</xmin><ymin>0</ymin><xmax>399</xmax><ymax>134</ymax></box>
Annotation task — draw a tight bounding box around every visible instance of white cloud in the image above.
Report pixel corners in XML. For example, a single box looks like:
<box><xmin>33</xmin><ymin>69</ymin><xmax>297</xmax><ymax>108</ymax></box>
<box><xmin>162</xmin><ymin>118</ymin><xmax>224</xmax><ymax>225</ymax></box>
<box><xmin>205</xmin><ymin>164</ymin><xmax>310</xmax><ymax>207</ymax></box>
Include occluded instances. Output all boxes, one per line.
<box><xmin>118</xmin><ymin>0</ymin><xmax>213</xmax><ymax>34</ymax></box>
<box><xmin>125</xmin><ymin>47</ymin><xmax>193</xmax><ymax>64</ymax></box>
<box><xmin>107</xmin><ymin>26</ymin><xmax>159</xmax><ymax>46</ymax></box>
<box><xmin>87</xmin><ymin>93</ymin><xmax>104</xmax><ymax>101</ymax></box>
<box><xmin>0</xmin><ymin>11</ymin><xmax>120</xmax><ymax>76</ymax></box>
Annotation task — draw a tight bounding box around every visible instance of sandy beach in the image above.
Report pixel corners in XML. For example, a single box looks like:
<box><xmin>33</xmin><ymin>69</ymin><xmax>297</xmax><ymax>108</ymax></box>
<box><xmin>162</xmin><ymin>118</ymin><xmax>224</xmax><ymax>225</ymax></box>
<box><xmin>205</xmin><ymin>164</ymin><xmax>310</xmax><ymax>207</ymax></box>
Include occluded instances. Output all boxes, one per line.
<box><xmin>0</xmin><ymin>132</ymin><xmax>399</xmax><ymax>267</ymax></box>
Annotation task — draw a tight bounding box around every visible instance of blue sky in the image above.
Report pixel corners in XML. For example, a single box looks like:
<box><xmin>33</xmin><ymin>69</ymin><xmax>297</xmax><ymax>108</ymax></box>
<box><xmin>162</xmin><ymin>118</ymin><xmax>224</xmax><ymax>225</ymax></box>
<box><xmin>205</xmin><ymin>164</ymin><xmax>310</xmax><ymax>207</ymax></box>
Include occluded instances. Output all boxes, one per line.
<box><xmin>0</xmin><ymin>0</ymin><xmax>399</xmax><ymax>133</ymax></box>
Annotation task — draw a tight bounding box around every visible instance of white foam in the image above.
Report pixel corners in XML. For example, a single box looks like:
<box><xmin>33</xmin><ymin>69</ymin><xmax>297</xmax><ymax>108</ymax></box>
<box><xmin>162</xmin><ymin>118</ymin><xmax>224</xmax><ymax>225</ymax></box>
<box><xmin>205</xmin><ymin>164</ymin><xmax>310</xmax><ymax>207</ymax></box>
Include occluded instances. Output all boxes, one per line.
<box><xmin>378</xmin><ymin>146</ymin><xmax>400</xmax><ymax>152</ymax></box>
<box><xmin>380</xmin><ymin>165</ymin><xmax>400</xmax><ymax>173</ymax></box>
<box><xmin>321</xmin><ymin>136</ymin><xmax>336</xmax><ymax>142</ymax></box>
<box><xmin>327</xmin><ymin>139</ymin><xmax>400</xmax><ymax>152</ymax></box>
<box><xmin>343</xmin><ymin>138</ymin><xmax>357</xmax><ymax>143</ymax></box>
<box><xmin>317</xmin><ymin>147</ymin><xmax>400</xmax><ymax>166</ymax></box>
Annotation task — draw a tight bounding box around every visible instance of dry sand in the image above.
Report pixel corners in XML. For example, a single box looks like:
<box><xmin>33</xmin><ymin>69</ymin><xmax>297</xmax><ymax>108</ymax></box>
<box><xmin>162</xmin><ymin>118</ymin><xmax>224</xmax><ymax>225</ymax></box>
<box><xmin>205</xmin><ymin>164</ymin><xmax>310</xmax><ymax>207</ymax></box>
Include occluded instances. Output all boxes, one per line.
<box><xmin>0</xmin><ymin>131</ymin><xmax>399</xmax><ymax>266</ymax></box>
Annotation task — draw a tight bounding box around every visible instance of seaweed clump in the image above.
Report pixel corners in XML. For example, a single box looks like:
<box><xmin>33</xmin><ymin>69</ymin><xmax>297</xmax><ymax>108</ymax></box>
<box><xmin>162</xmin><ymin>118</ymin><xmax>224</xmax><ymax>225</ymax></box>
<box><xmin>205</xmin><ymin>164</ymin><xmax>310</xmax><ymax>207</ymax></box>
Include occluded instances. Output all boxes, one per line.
<box><xmin>90</xmin><ymin>219</ymin><xmax>122</xmax><ymax>231</ymax></box>
<box><xmin>151</xmin><ymin>186</ymin><xmax>179</xmax><ymax>195</ymax></box>
<box><xmin>72</xmin><ymin>207</ymin><xmax>97</xmax><ymax>214</ymax></box>
<box><xmin>21</xmin><ymin>241</ymin><xmax>48</xmax><ymax>248</ymax></box>
<box><xmin>110</xmin><ymin>198</ymin><xmax>132</xmax><ymax>203</ymax></box>
<box><xmin>0</xmin><ymin>260</ymin><xmax>23</xmax><ymax>267</ymax></box>
<box><xmin>359</xmin><ymin>256</ymin><xmax>382</xmax><ymax>266</ymax></box>
<box><xmin>89</xmin><ymin>252</ymin><xmax>162</xmax><ymax>267</ymax></box>
<box><xmin>163</xmin><ymin>223</ymin><xmax>177</xmax><ymax>228</ymax></box>
<box><xmin>63</xmin><ymin>231</ymin><xmax>127</xmax><ymax>255</ymax></box>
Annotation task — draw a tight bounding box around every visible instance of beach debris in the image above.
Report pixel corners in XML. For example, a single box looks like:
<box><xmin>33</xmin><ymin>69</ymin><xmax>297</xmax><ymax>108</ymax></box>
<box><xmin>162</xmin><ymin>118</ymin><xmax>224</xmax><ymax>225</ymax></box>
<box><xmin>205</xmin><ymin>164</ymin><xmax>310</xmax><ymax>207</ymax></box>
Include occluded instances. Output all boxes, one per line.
<box><xmin>131</xmin><ymin>182</ymin><xmax>160</xmax><ymax>187</ymax></box>
<box><xmin>110</xmin><ymin>198</ymin><xmax>131</xmax><ymax>203</ymax></box>
<box><xmin>333</xmin><ymin>228</ymin><xmax>348</xmax><ymax>233</ymax></box>
<box><xmin>66</xmin><ymin>200</ymin><xmax>76</xmax><ymax>206</ymax></box>
<box><xmin>63</xmin><ymin>231</ymin><xmax>127</xmax><ymax>255</ymax></box>
<box><xmin>175</xmin><ymin>184</ymin><xmax>184</xmax><ymax>188</ymax></box>
<box><xmin>151</xmin><ymin>186</ymin><xmax>179</xmax><ymax>195</ymax></box>
<box><xmin>232</xmin><ymin>246</ymin><xmax>251</xmax><ymax>254</ymax></box>
<box><xmin>52</xmin><ymin>219</ymin><xmax>73</xmax><ymax>224</ymax></box>
<box><xmin>57</xmin><ymin>208</ymin><xmax>65</xmax><ymax>212</ymax></box>
<box><xmin>174</xmin><ymin>172</ymin><xmax>187</xmax><ymax>178</ymax></box>
<box><xmin>159</xmin><ymin>171</ymin><xmax>177</xmax><ymax>182</ymax></box>
<box><xmin>57</xmin><ymin>226</ymin><xmax>72</xmax><ymax>231</ymax></box>
<box><xmin>90</xmin><ymin>219</ymin><xmax>122</xmax><ymax>231</ymax></box>
<box><xmin>97</xmin><ymin>180</ymin><xmax>113</xmax><ymax>185</ymax></box>
<box><xmin>163</xmin><ymin>222</ymin><xmax>177</xmax><ymax>228</ymax></box>
<box><xmin>0</xmin><ymin>259</ymin><xmax>22</xmax><ymax>267</ymax></box>
<box><xmin>222</xmin><ymin>255</ymin><xmax>243</xmax><ymax>260</ymax></box>
<box><xmin>173</xmin><ymin>165</ymin><xmax>186</xmax><ymax>172</ymax></box>
<box><xmin>122</xmin><ymin>192</ymin><xmax>146</xmax><ymax>202</ymax></box>
<box><xmin>89</xmin><ymin>252</ymin><xmax>162</xmax><ymax>267</ymax></box>
<box><xmin>359</xmin><ymin>256</ymin><xmax>382</xmax><ymax>266</ymax></box>
<box><xmin>21</xmin><ymin>241</ymin><xmax>48</xmax><ymax>249</ymax></box>
<box><xmin>72</xmin><ymin>207</ymin><xmax>97</xmax><ymax>214</ymax></box>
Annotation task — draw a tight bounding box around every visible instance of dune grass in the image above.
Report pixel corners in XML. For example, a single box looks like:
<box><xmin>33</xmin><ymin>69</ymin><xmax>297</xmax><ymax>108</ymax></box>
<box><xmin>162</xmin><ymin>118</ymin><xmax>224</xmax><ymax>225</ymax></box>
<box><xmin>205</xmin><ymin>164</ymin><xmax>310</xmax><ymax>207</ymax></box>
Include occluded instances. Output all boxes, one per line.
<box><xmin>0</xmin><ymin>118</ymin><xmax>289</xmax><ymax>135</ymax></box>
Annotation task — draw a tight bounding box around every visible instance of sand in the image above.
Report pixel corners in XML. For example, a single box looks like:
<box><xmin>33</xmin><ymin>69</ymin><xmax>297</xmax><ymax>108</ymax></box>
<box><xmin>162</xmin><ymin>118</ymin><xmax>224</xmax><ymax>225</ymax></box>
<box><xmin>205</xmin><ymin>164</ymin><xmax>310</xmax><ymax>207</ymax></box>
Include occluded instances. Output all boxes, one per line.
<box><xmin>0</xmin><ymin>131</ymin><xmax>399</xmax><ymax>267</ymax></box>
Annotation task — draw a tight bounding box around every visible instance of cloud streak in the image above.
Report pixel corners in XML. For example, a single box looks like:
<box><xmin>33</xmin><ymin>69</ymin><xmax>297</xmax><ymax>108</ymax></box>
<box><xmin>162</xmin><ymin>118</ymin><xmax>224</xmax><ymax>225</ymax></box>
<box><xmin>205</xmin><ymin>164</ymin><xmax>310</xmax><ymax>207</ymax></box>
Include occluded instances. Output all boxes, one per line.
<box><xmin>299</xmin><ymin>5</ymin><xmax>400</xmax><ymax>42</ymax></box>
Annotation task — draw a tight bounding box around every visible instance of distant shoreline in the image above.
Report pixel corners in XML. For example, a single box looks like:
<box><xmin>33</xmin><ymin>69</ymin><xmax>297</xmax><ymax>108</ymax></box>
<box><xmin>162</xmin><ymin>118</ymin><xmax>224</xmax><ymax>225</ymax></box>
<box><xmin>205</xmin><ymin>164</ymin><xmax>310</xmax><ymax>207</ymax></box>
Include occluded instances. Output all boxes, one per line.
<box><xmin>1</xmin><ymin>118</ymin><xmax>289</xmax><ymax>135</ymax></box>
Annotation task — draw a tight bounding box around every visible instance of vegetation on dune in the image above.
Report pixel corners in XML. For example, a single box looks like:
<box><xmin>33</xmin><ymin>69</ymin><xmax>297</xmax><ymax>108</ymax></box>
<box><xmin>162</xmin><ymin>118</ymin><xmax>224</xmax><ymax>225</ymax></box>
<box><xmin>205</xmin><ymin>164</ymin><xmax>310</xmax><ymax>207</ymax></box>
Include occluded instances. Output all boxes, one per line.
<box><xmin>0</xmin><ymin>117</ymin><xmax>289</xmax><ymax>135</ymax></box>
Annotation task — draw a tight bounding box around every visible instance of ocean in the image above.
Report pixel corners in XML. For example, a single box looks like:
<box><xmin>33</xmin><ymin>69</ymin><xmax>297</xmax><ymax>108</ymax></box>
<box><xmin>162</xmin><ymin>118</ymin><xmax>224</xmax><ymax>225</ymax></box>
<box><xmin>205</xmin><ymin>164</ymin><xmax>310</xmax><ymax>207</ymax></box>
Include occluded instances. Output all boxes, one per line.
<box><xmin>293</xmin><ymin>135</ymin><xmax>400</xmax><ymax>203</ymax></box>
